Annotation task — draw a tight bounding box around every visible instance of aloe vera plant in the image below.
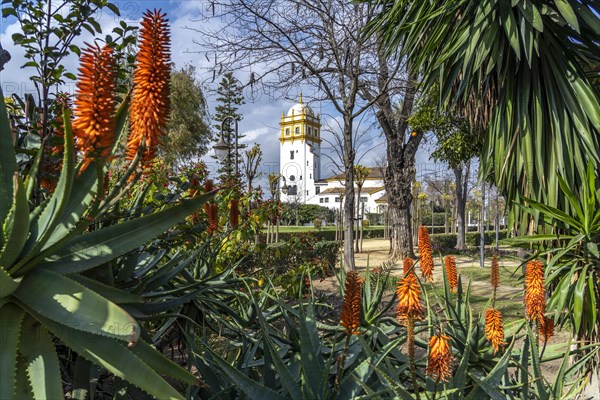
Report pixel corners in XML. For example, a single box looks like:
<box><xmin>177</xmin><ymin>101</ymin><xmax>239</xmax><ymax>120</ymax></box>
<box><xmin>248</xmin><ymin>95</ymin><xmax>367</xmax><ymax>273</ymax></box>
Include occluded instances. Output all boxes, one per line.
<box><xmin>0</xmin><ymin>89</ymin><xmax>211</xmax><ymax>399</ymax></box>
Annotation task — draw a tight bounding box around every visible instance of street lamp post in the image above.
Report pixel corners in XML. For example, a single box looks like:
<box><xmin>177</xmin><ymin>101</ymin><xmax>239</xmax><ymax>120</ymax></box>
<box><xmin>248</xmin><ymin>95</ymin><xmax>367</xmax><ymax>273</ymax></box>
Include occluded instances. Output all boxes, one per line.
<box><xmin>213</xmin><ymin>116</ymin><xmax>240</xmax><ymax>178</ymax></box>
<box><xmin>269</xmin><ymin>175</ymin><xmax>288</xmax><ymax>243</ymax></box>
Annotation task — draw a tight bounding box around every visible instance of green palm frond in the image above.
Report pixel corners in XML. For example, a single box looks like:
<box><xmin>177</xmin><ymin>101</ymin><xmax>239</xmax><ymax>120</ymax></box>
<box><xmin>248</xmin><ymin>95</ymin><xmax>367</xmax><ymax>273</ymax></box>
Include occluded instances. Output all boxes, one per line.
<box><xmin>368</xmin><ymin>0</ymin><xmax>600</xmax><ymax>229</ymax></box>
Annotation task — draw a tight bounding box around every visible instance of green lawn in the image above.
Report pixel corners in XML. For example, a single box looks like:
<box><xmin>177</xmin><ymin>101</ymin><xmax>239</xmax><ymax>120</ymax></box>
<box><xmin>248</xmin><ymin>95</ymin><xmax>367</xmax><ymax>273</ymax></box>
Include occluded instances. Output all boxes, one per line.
<box><xmin>360</xmin><ymin>263</ymin><xmax>525</xmax><ymax>322</ymax></box>
<box><xmin>266</xmin><ymin>225</ymin><xmax>385</xmax><ymax>233</ymax></box>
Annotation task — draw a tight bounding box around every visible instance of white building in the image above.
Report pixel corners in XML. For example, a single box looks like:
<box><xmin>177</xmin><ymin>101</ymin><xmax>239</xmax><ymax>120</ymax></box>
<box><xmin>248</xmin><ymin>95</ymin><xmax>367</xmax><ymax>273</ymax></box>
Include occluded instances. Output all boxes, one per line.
<box><xmin>279</xmin><ymin>96</ymin><xmax>388</xmax><ymax>215</ymax></box>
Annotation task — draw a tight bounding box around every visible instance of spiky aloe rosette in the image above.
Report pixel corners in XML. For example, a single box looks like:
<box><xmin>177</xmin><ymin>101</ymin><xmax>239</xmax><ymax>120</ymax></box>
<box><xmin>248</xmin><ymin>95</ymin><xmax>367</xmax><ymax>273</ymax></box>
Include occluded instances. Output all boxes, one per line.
<box><xmin>126</xmin><ymin>9</ymin><xmax>171</xmax><ymax>168</ymax></box>
<box><xmin>0</xmin><ymin>9</ymin><xmax>212</xmax><ymax>400</ymax></box>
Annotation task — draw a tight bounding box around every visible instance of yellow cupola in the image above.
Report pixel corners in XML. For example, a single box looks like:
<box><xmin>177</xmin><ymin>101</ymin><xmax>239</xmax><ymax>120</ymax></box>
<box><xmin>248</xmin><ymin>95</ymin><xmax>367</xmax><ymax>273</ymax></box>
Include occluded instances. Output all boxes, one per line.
<box><xmin>280</xmin><ymin>92</ymin><xmax>321</xmax><ymax>144</ymax></box>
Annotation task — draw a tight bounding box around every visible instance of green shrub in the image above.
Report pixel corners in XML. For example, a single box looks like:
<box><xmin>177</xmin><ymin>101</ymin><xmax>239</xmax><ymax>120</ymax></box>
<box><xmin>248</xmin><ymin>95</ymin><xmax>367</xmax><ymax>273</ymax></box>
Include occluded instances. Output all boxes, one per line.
<box><xmin>429</xmin><ymin>230</ymin><xmax>508</xmax><ymax>249</ymax></box>
<box><xmin>362</xmin><ymin>219</ymin><xmax>370</xmax><ymax>229</ymax></box>
<box><xmin>264</xmin><ymin>227</ymin><xmax>385</xmax><ymax>242</ymax></box>
<box><xmin>313</xmin><ymin>218</ymin><xmax>322</xmax><ymax>229</ymax></box>
<box><xmin>429</xmin><ymin>233</ymin><xmax>457</xmax><ymax>250</ymax></box>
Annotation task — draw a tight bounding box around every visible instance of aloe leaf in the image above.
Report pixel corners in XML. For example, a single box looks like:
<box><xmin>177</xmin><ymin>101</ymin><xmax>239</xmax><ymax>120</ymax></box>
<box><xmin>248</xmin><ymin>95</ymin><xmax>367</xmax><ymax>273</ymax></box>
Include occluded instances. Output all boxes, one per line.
<box><xmin>20</xmin><ymin>317</ymin><xmax>63</xmax><ymax>400</ymax></box>
<box><xmin>202</xmin><ymin>344</ymin><xmax>287</xmax><ymax>400</ymax></box>
<box><xmin>0</xmin><ymin>266</ymin><xmax>19</xmax><ymax>299</ymax></box>
<box><xmin>110</xmin><ymin>96</ymin><xmax>130</xmax><ymax>155</ymax></box>
<box><xmin>14</xmin><ymin>268</ymin><xmax>139</xmax><ymax>343</ymax></box>
<box><xmin>14</xmin><ymin>351</ymin><xmax>34</xmax><ymax>399</ymax></box>
<box><xmin>24</xmin><ymin>138</ymin><xmax>44</xmax><ymax>202</ymax></box>
<box><xmin>0</xmin><ymin>303</ymin><xmax>25</xmax><ymax>400</ymax></box>
<box><xmin>452</xmin><ymin>310</ymin><xmax>473</xmax><ymax>399</ymax></box>
<box><xmin>129</xmin><ymin>339</ymin><xmax>198</xmax><ymax>385</ymax></box>
<box><xmin>44</xmin><ymin>165</ymin><xmax>99</xmax><ymax>248</ymax></box>
<box><xmin>255</xmin><ymin>299</ymin><xmax>302</xmax><ymax>400</ymax></box>
<box><xmin>17</xmin><ymin>109</ymin><xmax>75</xmax><ymax>268</ymax></box>
<box><xmin>1</xmin><ymin>174</ymin><xmax>30</xmax><ymax>269</ymax></box>
<box><xmin>337</xmin><ymin>336</ymin><xmax>403</xmax><ymax>400</ymax></box>
<box><xmin>39</xmin><ymin>315</ymin><xmax>187</xmax><ymax>400</ymax></box>
<box><xmin>71</xmin><ymin>357</ymin><xmax>93</xmax><ymax>400</ymax></box>
<box><xmin>573</xmin><ymin>266</ymin><xmax>588</xmax><ymax>335</ymax></box>
<box><xmin>69</xmin><ymin>274</ymin><xmax>144</xmax><ymax>304</ymax></box>
<box><xmin>528</xmin><ymin>325</ymin><xmax>549</xmax><ymax>398</ymax></box>
<box><xmin>0</xmin><ymin>89</ymin><xmax>17</xmax><ymax>228</ymax></box>
<box><xmin>298</xmin><ymin>304</ymin><xmax>327</xmax><ymax>399</ymax></box>
<box><xmin>38</xmin><ymin>193</ymin><xmax>213</xmax><ymax>274</ymax></box>
<box><xmin>520</xmin><ymin>327</ymin><xmax>530</xmax><ymax>399</ymax></box>
<box><xmin>466</xmin><ymin>339</ymin><xmax>514</xmax><ymax>399</ymax></box>
<box><xmin>552</xmin><ymin>338</ymin><xmax>571</xmax><ymax>398</ymax></box>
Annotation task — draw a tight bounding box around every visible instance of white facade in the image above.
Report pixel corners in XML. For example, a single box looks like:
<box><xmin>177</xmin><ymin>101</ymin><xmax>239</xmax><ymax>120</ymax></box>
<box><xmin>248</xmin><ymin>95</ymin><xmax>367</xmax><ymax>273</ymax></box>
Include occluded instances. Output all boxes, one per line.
<box><xmin>278</xmin><ymin>96</ymin><xmax>322</xmax><ymax>203</ymax></box>
<box><xmin>278</xmin><ymin>98</ymin><xmax>388</xmax><ymax>215</ymax></box>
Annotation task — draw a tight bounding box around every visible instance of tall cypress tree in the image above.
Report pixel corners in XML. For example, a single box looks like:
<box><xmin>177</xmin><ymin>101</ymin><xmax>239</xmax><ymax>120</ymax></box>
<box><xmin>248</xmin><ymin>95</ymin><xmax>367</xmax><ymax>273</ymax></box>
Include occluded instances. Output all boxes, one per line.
<box><xmin>213</xmin><ymin>72</ymin><xmax>246</xmax><ymax>183</ymax></box>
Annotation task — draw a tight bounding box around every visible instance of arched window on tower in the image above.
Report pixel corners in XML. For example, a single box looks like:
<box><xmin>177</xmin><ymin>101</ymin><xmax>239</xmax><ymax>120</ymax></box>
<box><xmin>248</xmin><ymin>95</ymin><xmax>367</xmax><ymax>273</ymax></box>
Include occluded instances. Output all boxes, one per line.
<box><xmin>295</xmin><ymin>127</ymin><xmax>300</xmax><ymax>135</ymax></box>
<box><xmin>285</xmin><ymin>128</ymin><xmax>290</xmax><ymax>136</ymax></box>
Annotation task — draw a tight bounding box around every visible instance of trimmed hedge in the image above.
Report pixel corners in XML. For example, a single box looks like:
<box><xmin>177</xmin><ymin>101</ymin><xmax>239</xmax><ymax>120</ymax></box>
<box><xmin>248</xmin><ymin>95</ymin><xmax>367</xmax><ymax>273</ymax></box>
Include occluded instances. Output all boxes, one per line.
<box><xmin>429</xmin><ymin>230</ymin><xmax>508</xmax><ymax>250</ymax></box>
<box><xmin>260</xmin><ymin>228</ymin><xmax>507</xmax><ymax>248</ymax></box>
<box><xmin>245</xmin><ymin>239</ymin><xmax>341</xmax><ymax>273</ymax></box>
<box><xmin>262</xmin><ymin>227</ymin><xmax>386</xmax><ymax>242</ymax></box>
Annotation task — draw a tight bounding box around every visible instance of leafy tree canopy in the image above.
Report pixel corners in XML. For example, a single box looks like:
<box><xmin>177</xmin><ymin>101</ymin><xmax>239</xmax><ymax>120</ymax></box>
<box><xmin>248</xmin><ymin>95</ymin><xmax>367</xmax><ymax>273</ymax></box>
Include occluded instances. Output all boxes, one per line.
<box><xmin>160</xmin><ymin>65</ymin><xmax>212</xmax><ymax>167</ymax></box>
<box><xmin>409</xmin><ymin>87</ymin><xmax>481</xmax><ymax>169</ymax></box>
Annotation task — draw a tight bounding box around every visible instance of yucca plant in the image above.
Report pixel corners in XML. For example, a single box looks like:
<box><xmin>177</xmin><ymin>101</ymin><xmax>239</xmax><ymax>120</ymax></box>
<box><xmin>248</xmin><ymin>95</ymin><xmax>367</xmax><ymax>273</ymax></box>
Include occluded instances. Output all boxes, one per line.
<box><xmin>367</xmin><ymin>0</ymin><xmax>600</xmax><ymax>230</ymax></box>
<box><xmin>0</xmin><ymin>9</ymin><xmax>212</xmax><ymax>398</ymax></box>
<box><xmin>515</xmin><ymin>162</ymin><xmax>600</xmax><ymax>374</ymax></box>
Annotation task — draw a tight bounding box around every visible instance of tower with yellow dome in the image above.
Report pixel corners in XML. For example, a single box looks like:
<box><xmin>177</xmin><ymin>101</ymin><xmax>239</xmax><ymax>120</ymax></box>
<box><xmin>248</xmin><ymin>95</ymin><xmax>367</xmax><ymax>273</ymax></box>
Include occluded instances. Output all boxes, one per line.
<box><xmin>279</xmin><ymin>94</ymin><xmax>322</xmax><ymax>203</ymax></box>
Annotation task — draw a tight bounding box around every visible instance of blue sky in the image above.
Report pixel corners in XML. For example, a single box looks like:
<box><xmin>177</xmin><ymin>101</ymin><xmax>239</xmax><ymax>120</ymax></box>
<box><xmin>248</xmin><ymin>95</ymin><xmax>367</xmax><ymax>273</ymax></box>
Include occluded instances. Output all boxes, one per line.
<box><xmin>0</xmin><ymin>0</ymin><xmax>445</xmax><ymax>188</ymax></box>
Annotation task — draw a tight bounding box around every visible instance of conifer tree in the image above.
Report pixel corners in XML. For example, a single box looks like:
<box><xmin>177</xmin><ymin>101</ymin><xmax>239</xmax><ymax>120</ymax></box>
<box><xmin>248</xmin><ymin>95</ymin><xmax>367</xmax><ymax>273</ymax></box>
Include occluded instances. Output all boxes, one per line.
<box><xmin>213</xmin><ymin>72</ymin><xmax>246</xmax><ymax>182</ymax></box>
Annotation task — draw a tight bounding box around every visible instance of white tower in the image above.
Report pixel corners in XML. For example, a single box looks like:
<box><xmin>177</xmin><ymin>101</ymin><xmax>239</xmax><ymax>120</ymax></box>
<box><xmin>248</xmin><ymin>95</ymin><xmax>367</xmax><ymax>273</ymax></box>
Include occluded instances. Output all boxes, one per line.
<box><xmin>279</xmin><ymin>94</ymin><xmax>321</xmax><ymax>203</ymax></box>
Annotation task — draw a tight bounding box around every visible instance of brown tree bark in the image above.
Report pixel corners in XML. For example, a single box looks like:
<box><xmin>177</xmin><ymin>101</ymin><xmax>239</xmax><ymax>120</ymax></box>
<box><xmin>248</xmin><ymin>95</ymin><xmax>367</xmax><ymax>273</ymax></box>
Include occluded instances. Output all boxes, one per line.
<box><xmin>385</xmin><ymin>131</ymin><xmax>422</xmax><ymax>259</ymax></box>
<box><xmin>454</xmin><ymin>161</ymin><xmax>470</xmax><ymax>249</ymax></box>
<box><xmin>343</xmin><ymin>117</ymin><xmax>356</xmax><ymax>270</ymax></box>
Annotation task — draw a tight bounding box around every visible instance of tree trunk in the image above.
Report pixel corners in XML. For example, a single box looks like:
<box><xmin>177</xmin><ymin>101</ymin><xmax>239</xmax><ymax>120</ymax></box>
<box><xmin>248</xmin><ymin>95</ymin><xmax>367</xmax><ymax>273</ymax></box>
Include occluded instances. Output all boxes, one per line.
<box><xmin>360</xmin><ymin>202</ymin><xmax>365</xmax><ymax>253</ymax></box>
<box><xmin>355</xmin><ymin>187</ymin><xmax>362</xmax><ymax>253</ymax></box>
<box><xmin>343</xmin><ymin>117</ymin><xmax>356</xmax><ymax>271</ymax></box>
<box><xmin>454</xmin><ymin>161</ymin><xmax>470</xmax><ymax>249</ymax></box>
<box><xmin>480</xmin><ymin>182</ymin><xmax>485</xmax><ymax>268</ymax></box>
<box><xmin>444</xmin><ymin>205</ymin><xmax>448</xmax><ymax>234</ymax></box>
<box><xmin>389</xmin><ymin>202</ymin><xmax>413</xmax><ymax>259</ymax></box>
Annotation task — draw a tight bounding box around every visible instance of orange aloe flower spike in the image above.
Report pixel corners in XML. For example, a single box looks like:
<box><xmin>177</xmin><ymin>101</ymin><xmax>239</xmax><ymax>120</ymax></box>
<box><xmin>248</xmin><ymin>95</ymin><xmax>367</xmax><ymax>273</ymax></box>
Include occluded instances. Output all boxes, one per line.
<box><xmin>418</xmin><ymin>226</ymin><xmax>434</xmax><ymax>281</ymax></box>
<box><xmin>72</xmin><ymin>43</ymin><xmax>116</xmax><ymax>171</ymax></box>
<box><xmin>340</xmin><ymin>271</ymin><xmax>363</xmax><ymax>335</ymax></box>
<box><xmin>126</xmin><ymin>9</ymin><xmax>171</xmax><ymax>168</ymax></box>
